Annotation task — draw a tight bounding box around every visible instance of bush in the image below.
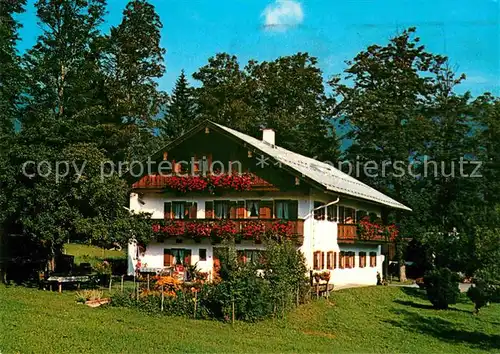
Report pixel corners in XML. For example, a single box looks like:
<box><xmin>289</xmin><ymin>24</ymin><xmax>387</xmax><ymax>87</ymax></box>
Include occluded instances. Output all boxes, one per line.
<box><xmin>467</xmin><ymin>269</ymin><xmax>500</xmax><ymax>314</ymax></box>
<box><xmin>424</xmin><ymin>268</ymin><xmax>460</xmax><ymax>309</ymax></box>
<box><xmin>109</xmin><ymin>240</ymin><xmax>309</xmax><ymax>322</ymax></box>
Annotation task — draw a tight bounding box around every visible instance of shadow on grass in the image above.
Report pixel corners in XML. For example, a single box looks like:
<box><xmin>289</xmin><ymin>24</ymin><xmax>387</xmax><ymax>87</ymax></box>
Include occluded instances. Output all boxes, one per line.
<box><xmin>393</xmin><ymin>299</ymin><xmax>471</xmax><ymax>314</ymax></box>
<box><xmin>386</xmin><ymin>309</ymin><xmax>500</xmax><ymax>350</ymax></box>
<box><xmin>400</xmin><ymin>287</ymin><xmax>428</xmax><ymax>300</ymax></box>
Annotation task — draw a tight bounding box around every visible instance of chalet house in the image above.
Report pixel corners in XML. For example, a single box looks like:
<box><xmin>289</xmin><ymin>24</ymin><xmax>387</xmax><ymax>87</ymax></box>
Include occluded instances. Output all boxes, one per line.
<box><xmin>127</xmin><ymin>121</ymin><xmax>411</xmax><ymax>287</ymax></box>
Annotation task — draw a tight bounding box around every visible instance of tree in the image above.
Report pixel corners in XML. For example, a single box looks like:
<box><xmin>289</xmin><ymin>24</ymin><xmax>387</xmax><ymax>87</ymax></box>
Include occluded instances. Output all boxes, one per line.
<box><xmin>0</xmin><ymin>0</ymin><xmax>26</xmax><ymax>283</ymax></box>
<box><xmin>159</xmin><ymin>70</ymin><xmax>197</xmax><ymax>143</ymax></box>
<box><xmin>23</xmin><ymin>0</ymin><xmax>107</xmax><ymax>134</ymax></box>
<box><xmin>103</xmin><ymin>0</ymin><xmax>166</xmax><ymax>161</ymax></box>
<box><xmin>329</xmin><ymin>28</ymin><xmax>470</xmax><ymax>281</ymax></box>
<box><xmin>193</xmin><ymin>52</ymin><xmax>340</xmax><ymax>161</ymax></box>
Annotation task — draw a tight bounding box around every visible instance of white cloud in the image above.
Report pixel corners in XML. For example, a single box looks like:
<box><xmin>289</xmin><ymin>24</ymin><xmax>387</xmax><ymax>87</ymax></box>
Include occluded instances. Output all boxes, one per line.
<box><xmin>262</xmin><ymin>0</ymin><xmax>304</xmax><ymax>31</ymax></box>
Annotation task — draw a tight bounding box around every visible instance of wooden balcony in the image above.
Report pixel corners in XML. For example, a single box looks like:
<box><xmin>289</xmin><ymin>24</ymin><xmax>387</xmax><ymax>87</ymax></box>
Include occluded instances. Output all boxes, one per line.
<box><xmin>132</xmin><ymin>173</ymin><xmax>278</xmax><ymax>191</ymax></box>
<box><xmin>152</xmin><ymin>218</ymin><xmax>305</xmax><ymax>244</ymax></box>
<box><xmin>337</xmin><ymin>224</ymin><xmax>391</xmax><ymax>243</ymax></box>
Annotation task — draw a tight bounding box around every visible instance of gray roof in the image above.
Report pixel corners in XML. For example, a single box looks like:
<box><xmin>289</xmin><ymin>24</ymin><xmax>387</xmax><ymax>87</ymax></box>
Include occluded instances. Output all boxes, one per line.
<box><xmin>213</xmin><ymin>122</ymin><xmax>412</xmax><ymax>211</ymax></box>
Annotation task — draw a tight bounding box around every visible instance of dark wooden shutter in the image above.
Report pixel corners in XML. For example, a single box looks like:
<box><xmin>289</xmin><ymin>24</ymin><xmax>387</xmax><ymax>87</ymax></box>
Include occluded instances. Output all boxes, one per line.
<box><xmin>164</xmin><ymin>202</ymin><xmax>172</xmax><ymax>219</ymax></box>
<box><xmin>236</xmin><ymin>201</ymin><xmax>246</xmax><ymax>219</ymax></box>
<box><xmin>188</xmin><ymin>202</ymin><xmax>197</xmax><ymax>219</ymax></box>
<box><xmin>205</xmin><ymin>201</ymin><xmax>213</xmax><ymax>219</ymax></box>
<box><xmin>333</xmin><ymin>252</ymin><xmax>337</xmax><ymax>269</ymax></box>
<box><xmin>289</xmin><ymin>200</ymin><xmax>298</xmax><ymax>220</ymax></box>
<box><xmin>164</xmin><ymin>249</ymin><xmax>173</xmax><ymax>267</ymax></box>
<box><xmin>259</xmin><ymin>201</ymin><xmax>274</xmax><ymax>219</ymax></box>
<box><xmin>339</xmin><ymin>252</ymin><xmax>345</xmax><ymax>269</ymax></box>
<box><xmin>229</xmin><ymin>201</ymin><xmax>238</xmax><ymax>219</ymax></box>
<box><xmin>321</xmin><ymin>252</ymin><xmax>325</xmax><ymax>269</ymax></box>
<box><xmin>313</xmin><ymin>251</ymin><xmax>319</xmax><ymax>270</ymax></box>
<box><xmin>359</xmin><ymin>252</ymin><xmax>366</xmax><ymax>268</ymax></box>
<box><xmin>327</xmin><ymin>251</ymin><xmax>332</xmax><ymax>269</ymax></box>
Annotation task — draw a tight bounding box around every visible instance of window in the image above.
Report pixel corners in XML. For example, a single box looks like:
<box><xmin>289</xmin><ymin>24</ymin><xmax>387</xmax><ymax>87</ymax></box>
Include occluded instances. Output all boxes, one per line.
<box><xmin>370</xmin><ymin>252</ymin><xmax>377</xmax><ymax>267</ymax></box>
<box><xmin>275</xmin><ymin>200</ymin><xmax>299</xmax><ymax>220</ymax></box>
<box><xmin>327</xmin><ymin>205</ymin><xmax>337</xmax><ymax>221</ymax></box>
<box><xmin>275</xmin><ymin>200</ymin><xmax>289</xmax><ymax>219</ymax></box>
<box><xmin>314</xmin><ymin>201</ymin><xmax>325</xmax><ymax>220</ymax></box>
<box><xmin>214</xmin><ymin>200</ymin><xmax>230</xmax><ymax>219</ymax></box>
<box><xmin>247</xmin><ymin>200</ymin><xmax>260</xmax><ymax>218</ymax></box>
<box><xmin>359</xmin><ymin>252</ymin><xmax>366</xmax><ymax>268</ymax></box>
<box><xmin>313</xmin><ymin>251</ymin><xmax>322</xmax><ymax>270</ymax></box>
<box><xmin>338</xmin><ymin>206</ymin><xmax>345</xmax><ymax>223</ymax></box>
<box><xmin>199</xmin><ymin>249</ymin><xmax>207</xmax><ymax>262</ymax></box>
<box><xmin>237</xmin><ymin>250</ymin><xmax>262</xmax><ymax>264</ymax></box>
<box><xmin>344</xmin><ymin>208</ymin><xmax>355</xmax><ymax>224</ymax></box>
<box><xmin>164</xmin><ymin>249</ymin><xmax>191</xmax><ymax>267</ymax></box>
<box><xmin>356</xmin><ymin>210</ymin><xmax>368</xmax><ymax>222</ymax></box>
<box><xmin>172</xmin><ymin>202</ymin><xmax>186</xmax><ymax>219</ymax></box>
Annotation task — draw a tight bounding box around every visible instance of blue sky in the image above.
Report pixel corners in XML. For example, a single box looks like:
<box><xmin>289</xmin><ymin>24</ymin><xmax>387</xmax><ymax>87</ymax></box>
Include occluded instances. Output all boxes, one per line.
<box><xmin>17</xmin><ymin>0</ymin><xmax>499</xmax><ymax>96</ymax></box>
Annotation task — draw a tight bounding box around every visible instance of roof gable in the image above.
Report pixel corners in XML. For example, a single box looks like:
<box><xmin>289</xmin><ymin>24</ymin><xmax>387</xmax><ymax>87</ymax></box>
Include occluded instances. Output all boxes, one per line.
<box><xmin>129</xmin><ymin>120</ymin><xmax>411</xmax><ymax>211</ymax></box>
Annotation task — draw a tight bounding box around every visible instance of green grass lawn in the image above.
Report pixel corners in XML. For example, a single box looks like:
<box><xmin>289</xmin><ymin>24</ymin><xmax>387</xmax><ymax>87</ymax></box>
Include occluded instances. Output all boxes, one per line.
<box><xmin>1</xmin><ymin>285</ymin><xmax>499</xmax><ymax>353</ymax></box>
<box><xmin>64</xmin><ymin>243</ymin><xmax>126</xmax><ymax>266</ymax></box>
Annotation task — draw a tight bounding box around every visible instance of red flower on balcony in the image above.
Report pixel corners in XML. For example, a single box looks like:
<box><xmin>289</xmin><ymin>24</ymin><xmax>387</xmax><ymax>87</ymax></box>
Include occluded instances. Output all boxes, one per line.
<box><xmin>357</xmin><ymin>216</ymin><xmax>398</xmax><ymax>241</ymax></box>
<box><xmin>162</xmin><ymin>173</ymin><xmax>254</xmax><ymax>194</ymax></box>
<box><xmin>269</xmin><ymin>220</ymin><xmax>294</xmax><ymax>238</ymax></box>
<box><xmin>241</xmin><ymin>221</ymin><xmax>266</xmax><ymax>240</ymax></box>
<box><xmin>162</xmin><ymin>221</ymin><xmax>186</xmax><ymax>237</ymax></box>
<box><xmin>211</xmin><ymin>220</ymin><xmax>238</xmax><ymax>238</ymax></box>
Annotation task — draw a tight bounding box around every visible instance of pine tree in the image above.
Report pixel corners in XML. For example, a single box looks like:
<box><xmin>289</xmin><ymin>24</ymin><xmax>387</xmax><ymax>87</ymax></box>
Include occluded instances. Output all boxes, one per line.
<box><xmin>0</xmin><ymin>0</ymin><xmax>26</xmax><ymax>135</ymax></box>
<box><xmin>104</xmin><ymin>0</ymin><xmax>166</xmax><ymax>161</ymax></box>
<box><xmin>159</xmin><ymin>70</ymin><xmax>196</xmax><ymax>142</ymax></box>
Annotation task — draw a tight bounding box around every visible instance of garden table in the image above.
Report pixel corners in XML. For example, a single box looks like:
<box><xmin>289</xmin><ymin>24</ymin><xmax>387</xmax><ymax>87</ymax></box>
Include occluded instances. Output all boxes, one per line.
<box><xmin>46</xmin><ymin>275</ymin><xmax>91</xmax><ymax>293</ymax></box>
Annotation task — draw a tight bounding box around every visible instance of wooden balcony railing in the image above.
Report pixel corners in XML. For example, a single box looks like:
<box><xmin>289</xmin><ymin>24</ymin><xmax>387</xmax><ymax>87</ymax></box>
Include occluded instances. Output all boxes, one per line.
<box><xmin>151</xmin><ymin>218</ymin><xmax>305</xmax><ymax>244</ymax></box>
<box><xmin>337</xmin><ymin>224</ymin><xmax>391</xmax><ymax>243</ymax></box>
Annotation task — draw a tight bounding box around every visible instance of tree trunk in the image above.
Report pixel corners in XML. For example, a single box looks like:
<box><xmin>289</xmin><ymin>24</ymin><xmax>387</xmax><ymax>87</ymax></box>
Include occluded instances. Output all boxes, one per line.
<box><xmin>399</xmin><ymin>263</ymin><xmax>407</xmax><ymax>282</ymax></box>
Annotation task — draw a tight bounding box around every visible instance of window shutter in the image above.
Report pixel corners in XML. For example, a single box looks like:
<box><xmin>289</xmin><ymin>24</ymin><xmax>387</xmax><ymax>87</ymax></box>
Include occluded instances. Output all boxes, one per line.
<box><xmin>229</xmin><ymin>201</ymin><xmax>238</xmax><ymax>219</ymax></box>
<box><xmin>164</xmin><ymin>249</ymin><xmax>173</xmax><ymax>267</ymax></box>
<box><xmin>205</xmin><ymin>201</ymin><xmax>214</xmax><ymax>219</ymax></box>
<box><xmin>313</xmin><ymin>251</ymin><xmax>319</xmax><ymax>270</ymax></box>
<box><xmin>164</xmin><ymin>202</ymin><xmax>172</xmax><ymax>219</ymax></box>
<box><xmin>333</xmin><ymin>252</ymin><xmax>337</xmax><ymax>269</ymax></box>
<box><xmin>289</xmin><ymin>200</ymin><xmax>298</xmax><ymax>220</ymax></box>
<box><xmin>339</xmin><ymin>252</ymin><xmax>345</xmax><ymax>269</ymax></box>
<box><xmin>236</xmin><ymin>201</ymin><xmax>246</xmax><ymax>219</ymax></box>
<box><xmin>359</xmin><ymin>252</ymin><xmax>366</xmax><ymax>268</ymax></box>
<box><xmin>259</xmin><ymin>201</ymin><xmax>273</xmax><ymax>219</ymax></box>
<box><xmin>188</xmin><ymin>202</ymin><xmax>197</xmax><ymax>219</ymax></box>
<box><xmin>321</xmin><ymin>252</ymin><xmax>325</xmax><ymax>269</ymax></box>
<box><xmin>327</xmin><ymin>251</ymin><xmax>332</xmax><ymax>270</ymax></box>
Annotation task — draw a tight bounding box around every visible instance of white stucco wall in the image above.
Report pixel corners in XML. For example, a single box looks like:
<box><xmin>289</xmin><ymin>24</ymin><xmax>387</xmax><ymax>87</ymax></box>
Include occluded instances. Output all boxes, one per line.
<box><xmin>129</xmin><ymin>191</ymin><xmax>387</xmax><ymax>286</ymax></box>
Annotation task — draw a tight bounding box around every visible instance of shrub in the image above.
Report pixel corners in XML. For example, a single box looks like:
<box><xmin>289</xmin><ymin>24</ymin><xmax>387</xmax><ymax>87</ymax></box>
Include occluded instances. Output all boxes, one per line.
<box><xmin>424</xmin><ymin>268</ymin><xmax>460</xmax><ymax>309</ymax></box>
<box><xmin>467</xmin><ymin>269</ymin><xmax>500</xmax><ymax>314</ymax></box>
